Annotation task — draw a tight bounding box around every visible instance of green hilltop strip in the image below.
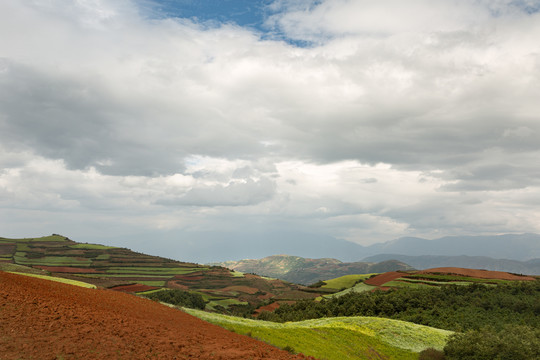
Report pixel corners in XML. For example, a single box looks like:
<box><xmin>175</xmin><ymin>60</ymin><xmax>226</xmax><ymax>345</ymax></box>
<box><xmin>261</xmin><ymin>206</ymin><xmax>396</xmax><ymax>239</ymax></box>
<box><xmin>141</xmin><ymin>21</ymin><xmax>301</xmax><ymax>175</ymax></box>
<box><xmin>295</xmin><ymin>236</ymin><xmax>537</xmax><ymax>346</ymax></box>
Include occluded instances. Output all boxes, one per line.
<box><xmin>69</xmin><ymin>243</ymin><xmax>118</xmax><ymax>250</ymax></box>
<box><xmin>184</xmin><ymin>308</ymin><xmax>452</xmax><ymax>360</ymax></box>
<box><xmin>8</xmin><ymin>272</ymin><xmax>97</xmax><ymax>289</ymax></box>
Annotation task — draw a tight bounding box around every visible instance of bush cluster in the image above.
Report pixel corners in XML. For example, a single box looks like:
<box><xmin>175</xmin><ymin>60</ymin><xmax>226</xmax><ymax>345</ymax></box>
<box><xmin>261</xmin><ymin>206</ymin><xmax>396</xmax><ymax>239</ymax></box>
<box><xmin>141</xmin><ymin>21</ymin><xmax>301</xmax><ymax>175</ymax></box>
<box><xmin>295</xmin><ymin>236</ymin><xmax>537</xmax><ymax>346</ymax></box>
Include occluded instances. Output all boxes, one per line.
<box><xmin>144</xmin><ymin>289</ymin><xmax>206</xmax><ymax>309</ymax></box>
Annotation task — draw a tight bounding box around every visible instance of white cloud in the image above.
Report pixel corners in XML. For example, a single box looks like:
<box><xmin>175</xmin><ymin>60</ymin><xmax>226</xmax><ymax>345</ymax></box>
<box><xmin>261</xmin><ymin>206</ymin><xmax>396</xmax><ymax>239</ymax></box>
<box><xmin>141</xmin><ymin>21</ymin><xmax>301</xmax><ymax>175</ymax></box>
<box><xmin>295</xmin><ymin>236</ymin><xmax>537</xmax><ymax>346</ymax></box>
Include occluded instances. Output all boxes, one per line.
<box><xmin>1</xmin><ymin>0</ymin><xmax>539</xmax><ymax>251</ymax></box>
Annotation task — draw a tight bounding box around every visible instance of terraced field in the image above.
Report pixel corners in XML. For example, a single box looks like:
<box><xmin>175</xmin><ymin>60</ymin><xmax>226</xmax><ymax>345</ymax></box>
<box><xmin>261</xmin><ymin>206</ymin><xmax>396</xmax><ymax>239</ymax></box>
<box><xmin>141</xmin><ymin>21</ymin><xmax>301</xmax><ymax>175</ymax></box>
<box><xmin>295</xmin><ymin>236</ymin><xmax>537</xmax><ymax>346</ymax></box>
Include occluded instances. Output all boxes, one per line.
<box><xmin>0</xmin><ymin>235</ymin><xmax>321</xmax><ymax>311</ymax></box>
<box><xmin>313</xmin><ymin>267</ymin><xmax>536</xmax><ymax>298</ymax></box>
<box><xmin>184</xmin><ymin>308</ymin><xmax>453</xmax><ymax>360</ymax></box>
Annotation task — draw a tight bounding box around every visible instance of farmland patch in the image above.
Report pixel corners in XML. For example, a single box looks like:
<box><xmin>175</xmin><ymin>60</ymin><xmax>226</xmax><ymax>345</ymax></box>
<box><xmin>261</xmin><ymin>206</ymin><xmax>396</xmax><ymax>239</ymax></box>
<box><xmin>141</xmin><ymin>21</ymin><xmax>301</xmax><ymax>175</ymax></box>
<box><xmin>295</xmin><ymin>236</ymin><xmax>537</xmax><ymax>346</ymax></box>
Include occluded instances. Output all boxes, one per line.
<box><xmin>109</xmin><ymin>283</ymin><xmax>160</xmax><ymax>293</ymax></box>
<box><xmin>8</xmin><ymin>271</ymin><xmax>96</xmax><ymax>288</ymax></box>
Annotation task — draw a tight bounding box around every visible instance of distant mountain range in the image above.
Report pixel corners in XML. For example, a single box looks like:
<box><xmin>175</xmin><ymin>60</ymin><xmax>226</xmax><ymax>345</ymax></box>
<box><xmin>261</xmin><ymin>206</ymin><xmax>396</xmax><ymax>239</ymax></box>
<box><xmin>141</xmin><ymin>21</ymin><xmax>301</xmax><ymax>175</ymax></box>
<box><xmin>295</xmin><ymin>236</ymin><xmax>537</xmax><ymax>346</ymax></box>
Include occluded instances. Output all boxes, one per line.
<box><xmin>110</xmin><ymin>231</ymin><xmax>540</xmax><ymax>264</ymax></box>
<box><xmin>212</xmin><ymin>255</ymin><xmax>414</xmax><ymax>285</ymax></box>
<box><xmin>360</xmin><ymin>234</ymin><xmax>540</xmax><ymax>261</ymax></box>
<box><xmin>362</xmin><ymin>254</ymin><xmax>540</xmax><ymax>275</ymax></box>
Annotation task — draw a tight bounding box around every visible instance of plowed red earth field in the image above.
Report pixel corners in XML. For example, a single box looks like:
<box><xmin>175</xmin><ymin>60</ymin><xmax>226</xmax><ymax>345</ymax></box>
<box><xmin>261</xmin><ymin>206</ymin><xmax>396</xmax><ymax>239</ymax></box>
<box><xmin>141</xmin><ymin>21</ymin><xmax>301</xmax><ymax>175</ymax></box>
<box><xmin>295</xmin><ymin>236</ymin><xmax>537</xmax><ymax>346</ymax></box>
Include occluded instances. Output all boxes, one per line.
<box><xmin>364</xmin><ymin>271</ymin><xmax>404</xmax><ymax>286</ymax></box>
<box><xmin>0</xmin><ymin>272</ymin><xmax>310</xmax><ymax>360</ymax></box>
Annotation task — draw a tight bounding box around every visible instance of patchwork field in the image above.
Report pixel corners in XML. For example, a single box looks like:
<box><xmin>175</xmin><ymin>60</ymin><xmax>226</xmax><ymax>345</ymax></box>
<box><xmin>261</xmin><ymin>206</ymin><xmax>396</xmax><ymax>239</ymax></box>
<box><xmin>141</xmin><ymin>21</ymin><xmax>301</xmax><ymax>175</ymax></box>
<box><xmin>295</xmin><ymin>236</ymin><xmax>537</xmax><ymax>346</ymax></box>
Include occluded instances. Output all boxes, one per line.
<box><xmin>0</xmin><ymin>235</ymin><xmax>322</xmax><ymax>312</ymax></box>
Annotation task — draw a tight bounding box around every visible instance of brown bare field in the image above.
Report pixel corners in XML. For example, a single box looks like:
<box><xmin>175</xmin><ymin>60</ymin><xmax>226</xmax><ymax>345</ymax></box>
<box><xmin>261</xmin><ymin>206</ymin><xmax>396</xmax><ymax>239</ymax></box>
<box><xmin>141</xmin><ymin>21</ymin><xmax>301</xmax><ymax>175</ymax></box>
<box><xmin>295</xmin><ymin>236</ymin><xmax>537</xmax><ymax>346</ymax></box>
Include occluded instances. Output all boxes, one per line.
<box><xmin>254</xmin><ymin>301</ymin><xmax>296</xmax><ymax>316</ymax></box>
<box><xmin>0</xmin><ymin>271</ymin><xmax>309</xmax><ymax>360</ymax></box>
<box><xmin>166</xmin><ymin>280</ymin><xmax>189</xmax><ymax>290</ymax></box>
<box><xmin>0</xmin><ymin>243</ymin><xmax>15</xmax><ymax>255</ymax></box>
<box><xmin>419</xmin><ymin>267</ymin><xmax>536</xmax><ymax>281</ymax></box>
<box><xmin>364</xmin><ymin>271</ymin><xmax>405</xmax><ymax>286</ymax></box>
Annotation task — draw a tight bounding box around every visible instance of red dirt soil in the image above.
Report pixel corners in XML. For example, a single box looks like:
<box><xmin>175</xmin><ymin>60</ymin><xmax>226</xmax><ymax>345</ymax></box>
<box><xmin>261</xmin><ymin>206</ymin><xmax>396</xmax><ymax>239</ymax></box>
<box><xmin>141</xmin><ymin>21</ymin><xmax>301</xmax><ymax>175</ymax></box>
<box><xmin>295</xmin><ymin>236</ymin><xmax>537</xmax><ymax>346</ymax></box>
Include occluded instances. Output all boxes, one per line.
<box><xmin>419</xmin><ymin>267</ymin><xmax>536</xmax><ymax>281</ymax></box>
<box><xmin>254</xmin><ymin>301</ymin><xmax>296</xmax><ymax>316</ymax></box>
<box><xmin>364</xmin><ymin>271</ymin><xmax>405</xmax><ymax>286</ymax></box>
<box><xmin>0</xmin><ymin>272</ymin><xmax>310</xmax><ymax>360</ymax></box>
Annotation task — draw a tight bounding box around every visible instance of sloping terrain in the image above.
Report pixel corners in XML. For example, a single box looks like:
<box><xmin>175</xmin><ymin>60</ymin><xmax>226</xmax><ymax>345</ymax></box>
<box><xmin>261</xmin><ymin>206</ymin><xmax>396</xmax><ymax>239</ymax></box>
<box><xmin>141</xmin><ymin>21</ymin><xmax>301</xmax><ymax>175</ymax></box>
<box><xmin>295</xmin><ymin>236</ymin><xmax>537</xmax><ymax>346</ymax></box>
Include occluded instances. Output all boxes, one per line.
<box><xmin>184</xmin><ymin>308</ymin><xmax>452</xmax><ymax>360</ymax></box>
<box><xmin>0</xmin><ymin>271</ymin><xmax>309</xmax><ymax>360</ymax></box>
<box><xmin>214</xmin><ymin>254</ymin><xmax>413</xmax><ymax>285</ymax></box>
<box><xmin>0</xmin><ymin>235</ymin><xmax>321</xmax><ymax>312</ymax></box>
<box><xmin>307</xmin><ymin>267</ymin><xmax>537</xmax><ymax>299</ymax></box>
<box><xmin>362</xmin><ymin>254</ymin><xmax>540</xmax><ymax>275</ymax></box>
<box><xmin>362</xmin><ymin>267</ymin><xmax>535</xmax><ymax>288</ymax></box>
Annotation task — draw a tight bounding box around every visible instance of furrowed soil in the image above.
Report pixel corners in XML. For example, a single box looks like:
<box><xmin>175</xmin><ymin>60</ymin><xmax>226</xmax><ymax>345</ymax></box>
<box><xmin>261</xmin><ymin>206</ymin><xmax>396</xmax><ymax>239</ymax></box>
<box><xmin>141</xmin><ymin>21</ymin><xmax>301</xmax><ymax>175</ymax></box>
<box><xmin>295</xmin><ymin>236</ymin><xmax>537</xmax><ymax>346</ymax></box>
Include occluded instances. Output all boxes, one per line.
<box><xmin>364</xmin><ymin>271</ymin><xmax>404</xmax><ymax>286</ymax></box>
<box><xmin>0</xmin><ymin>272</ymin><xmax>309</xmax><ymax>360</ymax></box>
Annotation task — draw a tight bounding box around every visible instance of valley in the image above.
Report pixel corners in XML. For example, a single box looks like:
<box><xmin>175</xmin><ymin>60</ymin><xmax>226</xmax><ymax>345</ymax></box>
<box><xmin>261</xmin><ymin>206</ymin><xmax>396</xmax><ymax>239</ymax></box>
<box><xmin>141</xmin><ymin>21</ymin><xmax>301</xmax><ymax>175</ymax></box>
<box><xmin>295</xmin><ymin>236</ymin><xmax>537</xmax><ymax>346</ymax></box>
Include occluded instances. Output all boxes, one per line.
<box><xmin>1</xmin><ymin>234</ymin><xmax>539</xmax><ymax>359</ymax></box>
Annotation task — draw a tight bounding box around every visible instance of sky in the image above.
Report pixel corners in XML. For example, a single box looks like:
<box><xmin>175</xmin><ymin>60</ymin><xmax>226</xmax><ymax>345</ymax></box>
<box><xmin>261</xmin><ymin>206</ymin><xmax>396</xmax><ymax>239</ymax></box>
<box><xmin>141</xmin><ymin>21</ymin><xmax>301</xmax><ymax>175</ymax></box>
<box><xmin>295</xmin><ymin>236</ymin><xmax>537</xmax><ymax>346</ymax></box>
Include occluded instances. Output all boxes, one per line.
<box><xmin>1</xmin><ymin>0</ymin><xmax>540</xmax><ymax>261</ymax></box>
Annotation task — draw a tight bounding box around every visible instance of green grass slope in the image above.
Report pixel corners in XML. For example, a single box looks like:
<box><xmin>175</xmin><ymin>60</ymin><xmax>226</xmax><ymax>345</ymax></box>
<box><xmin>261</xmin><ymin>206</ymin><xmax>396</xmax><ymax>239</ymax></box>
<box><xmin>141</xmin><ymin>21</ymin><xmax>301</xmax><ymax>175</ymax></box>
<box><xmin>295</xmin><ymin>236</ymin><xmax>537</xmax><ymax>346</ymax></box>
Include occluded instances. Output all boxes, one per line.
<box><xmin>184</xmin><ymin>308</ymin><xmax>452</xmax><ymax>360</ymax></box>
<box><xmin>321</xmin><ymin>274</ymin><xmax>376</xmax><ymax>290</ymax></box>
<box><xmin>7</xmin><ymin>272</ymin><xmax>97</xmax><ymax>288</ymax></box>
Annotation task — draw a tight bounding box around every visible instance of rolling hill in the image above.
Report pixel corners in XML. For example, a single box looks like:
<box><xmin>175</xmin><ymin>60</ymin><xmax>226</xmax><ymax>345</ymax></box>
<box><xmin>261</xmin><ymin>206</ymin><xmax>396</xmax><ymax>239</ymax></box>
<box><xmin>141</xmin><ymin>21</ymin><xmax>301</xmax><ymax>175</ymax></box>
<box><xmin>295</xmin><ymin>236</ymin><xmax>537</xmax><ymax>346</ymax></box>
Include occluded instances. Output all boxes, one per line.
<box><xmin>184</xmin><ymin>308</ymin><xmax>452</xmax><ymax>360</ymax></box>
<box><xmin>213</xmin><ymin>254</ymin><xmax>413</xmax><ymax>285</ymax></box>
<box><xmin>0</xmin><ymin>235</ymin><xmax>322</xmax><ymax>312</ymax></box>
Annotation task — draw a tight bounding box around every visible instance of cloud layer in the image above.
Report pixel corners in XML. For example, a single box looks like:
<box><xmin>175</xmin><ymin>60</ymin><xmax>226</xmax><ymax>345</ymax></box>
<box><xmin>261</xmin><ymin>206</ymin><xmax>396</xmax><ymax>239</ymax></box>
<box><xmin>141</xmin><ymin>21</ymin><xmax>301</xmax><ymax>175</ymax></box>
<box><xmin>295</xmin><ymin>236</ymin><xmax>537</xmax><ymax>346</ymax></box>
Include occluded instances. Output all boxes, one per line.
<box><xmin>1</xmin><ymin>0</ymin><xmax>540</xmax><ymax>252</ymax></box>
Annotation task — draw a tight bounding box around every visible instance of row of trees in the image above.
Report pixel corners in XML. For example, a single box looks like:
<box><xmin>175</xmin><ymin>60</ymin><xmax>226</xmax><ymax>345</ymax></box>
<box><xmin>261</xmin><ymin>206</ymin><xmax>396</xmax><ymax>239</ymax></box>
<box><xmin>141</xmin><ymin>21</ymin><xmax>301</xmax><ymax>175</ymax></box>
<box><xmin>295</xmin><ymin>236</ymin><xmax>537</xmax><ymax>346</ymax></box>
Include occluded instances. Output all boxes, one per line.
<box><xmin>258</xmin><ymin>281</ymin><xmax>540</xmax><ymax>332</ymax></box>
<box><xmin>258</xmin><ymin>280</ymin><xmax>539</xmax><ymax>359</ymax></box>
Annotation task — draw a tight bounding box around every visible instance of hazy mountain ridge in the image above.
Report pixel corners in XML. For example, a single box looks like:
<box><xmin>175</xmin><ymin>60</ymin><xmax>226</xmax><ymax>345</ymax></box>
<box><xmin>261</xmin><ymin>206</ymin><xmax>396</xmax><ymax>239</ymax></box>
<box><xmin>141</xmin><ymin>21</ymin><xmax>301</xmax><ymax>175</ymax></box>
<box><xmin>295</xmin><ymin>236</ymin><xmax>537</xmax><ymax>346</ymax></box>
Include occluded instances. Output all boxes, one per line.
<box><xmin>123</xmin><ymin>231</ymin><xmax>540</xmax><ymax>264</ymax></box>
<box><xmin>362</xmin><ymin>254</ymin><xmax>540</xmax><ymax>275</ymax></box>
<box><xmin>212</xmin><ymin>255</ymin><xmax>414</xmax><ymax>285</ymax></box>
<box><xmin>362</xmin><ymin>234</ymin><xmax>540</xmax><ymax>261</ymax></box>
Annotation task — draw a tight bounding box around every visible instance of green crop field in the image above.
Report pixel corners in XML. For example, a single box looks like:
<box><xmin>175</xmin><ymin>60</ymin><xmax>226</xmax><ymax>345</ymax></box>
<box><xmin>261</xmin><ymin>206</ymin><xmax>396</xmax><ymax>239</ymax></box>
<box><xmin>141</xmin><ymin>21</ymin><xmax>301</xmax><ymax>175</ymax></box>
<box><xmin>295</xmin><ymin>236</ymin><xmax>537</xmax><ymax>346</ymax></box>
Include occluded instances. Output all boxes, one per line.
<box><xmin>69</xmin><ymin>244</ymin><xmax>118</xmax><ymax>250</ymax></box>
<box><xmin>382</xmin><ymin>280</ymin><xmax>435</xmax><ymax>289</ymax></box>
<box><xmin>402</xmin><ymin>273</ymin><xmax>513</xmax><ymax>284</ymax></box>
<box><xmin>13</xmin><ymin>254</ymin><xmax>92</xmax><ymax>267</ymax></box>
<box><xmin>206</xmin><ymin>298</ymin><xmax>249</xmax><ymax>310</ymax></box>
<box><xmin>323</xmin><ymin>282</ymin><xmax>377</xmax><ymax>298</ymax></box>
<box><xmin>0</xmin><ymin>263</ymin><xmax>47</xmax><ymax>275</ymax></box>
<box><xmin>8</xmin><ymin>272</ymin><xmax>97</xmax><ymax>288</ymax></box>
<box><xmin>104</xmin><ymin>267</ymin><xmax>201</xmax><ymax>275</ymax></box>
<box><xmin>94</xmin><ymin>274</ymin><xmax>173</xmax><ymax>279</ymax></box>
<box><xmin>184</xmin><ymin>309</ymin><xmax>452</xmax><ymax>360</ymax></box>
<box><xmin>321</xmin><ymin>274</ymin><xmax>377</xmax><ymax>290</ymax></box>
<box><xmin>136</xmin><ymin>280</ymin><xmax>167</xmax><ymax>286</ymax></box>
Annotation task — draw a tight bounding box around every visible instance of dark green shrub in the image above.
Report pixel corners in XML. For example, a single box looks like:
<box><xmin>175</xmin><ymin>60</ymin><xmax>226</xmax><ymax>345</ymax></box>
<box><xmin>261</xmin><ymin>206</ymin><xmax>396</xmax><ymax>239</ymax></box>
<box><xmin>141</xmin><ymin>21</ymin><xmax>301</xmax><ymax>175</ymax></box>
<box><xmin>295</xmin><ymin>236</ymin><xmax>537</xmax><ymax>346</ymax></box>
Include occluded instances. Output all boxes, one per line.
<box><xmin>144</xmin><ymin>289</ymin><xmax>206</xmax><ymax>309</ymax></box>
<box><xmin>444</xmin><ymin>325</ymin><xmax>540</xmax><ymax>360</ymax></box>
<box><xmin>419</xmin><ymin>348</ymin><xmax>445</xmax><ymax>360</ymax></box>
<box><xmin>282</xmin><ymin>345</ymin><xmax>295</xmax><ymax>354</ymax></box>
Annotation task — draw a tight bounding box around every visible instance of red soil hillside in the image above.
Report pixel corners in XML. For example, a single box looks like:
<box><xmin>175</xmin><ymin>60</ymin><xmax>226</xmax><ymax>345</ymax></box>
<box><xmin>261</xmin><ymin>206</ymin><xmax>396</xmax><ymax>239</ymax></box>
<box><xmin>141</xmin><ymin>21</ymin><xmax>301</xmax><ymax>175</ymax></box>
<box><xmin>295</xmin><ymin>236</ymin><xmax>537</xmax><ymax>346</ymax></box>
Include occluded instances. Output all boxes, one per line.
<box><xmin>364</xmin><ymin>271</ymin><xmax>404</xmax><ymax>286</ymax></box>
<box><xmin>0</xmin><ymin>272</ymin><xmax>309</xmax><ymax>360</ymax></box>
